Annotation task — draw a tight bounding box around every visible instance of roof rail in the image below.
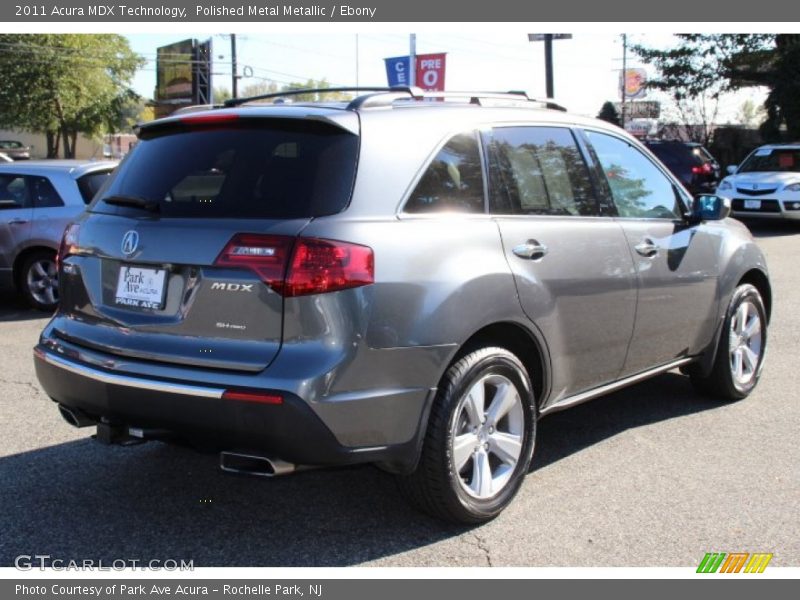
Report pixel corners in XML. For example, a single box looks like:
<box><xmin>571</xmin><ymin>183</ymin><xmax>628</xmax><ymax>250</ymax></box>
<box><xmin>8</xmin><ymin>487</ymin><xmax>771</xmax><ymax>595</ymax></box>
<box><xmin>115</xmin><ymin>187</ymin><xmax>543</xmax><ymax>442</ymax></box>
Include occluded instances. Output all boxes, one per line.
<box><xmin>408</xmin><ymin>91</ymin><xmax>567</xmax><ymax>111</ymax></box>
<box><xmin>221</xmin><ymin>87</ymin><xmax>567</xmax><ymax>112</ymax></box>
<box><xmin>223</xmin><ymin>86</ymin><xmax>421</xmax><ymax>108</ymax></box>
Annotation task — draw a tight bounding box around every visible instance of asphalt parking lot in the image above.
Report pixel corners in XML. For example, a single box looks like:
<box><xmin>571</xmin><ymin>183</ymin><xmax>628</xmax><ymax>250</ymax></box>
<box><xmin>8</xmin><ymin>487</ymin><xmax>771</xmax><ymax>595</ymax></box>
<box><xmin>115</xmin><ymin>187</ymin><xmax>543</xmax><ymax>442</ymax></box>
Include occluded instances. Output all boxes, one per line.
<box><xmin>1</xmin><ymin>220</ymin><xmax>798</xmax><ymax>568</ymax></box>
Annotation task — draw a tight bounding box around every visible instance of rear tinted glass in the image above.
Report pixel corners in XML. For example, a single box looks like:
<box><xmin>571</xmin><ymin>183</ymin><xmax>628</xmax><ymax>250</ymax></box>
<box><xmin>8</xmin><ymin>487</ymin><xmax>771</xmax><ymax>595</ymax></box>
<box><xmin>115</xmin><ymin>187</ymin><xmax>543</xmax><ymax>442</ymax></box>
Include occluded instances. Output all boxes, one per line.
<box><xmin>77</xmin><ymin>170</ymin><xmax>113</xmax><ymax>204</ymax></box>
<box><xmin>647</xmin><ymin>144</ymin><xmax>705</xmax><ymax>167</ymax></box>
<box><xmin>90</xmin><ymin>120</ymin><xmax>358</xmax><ymax>219</ymax></box>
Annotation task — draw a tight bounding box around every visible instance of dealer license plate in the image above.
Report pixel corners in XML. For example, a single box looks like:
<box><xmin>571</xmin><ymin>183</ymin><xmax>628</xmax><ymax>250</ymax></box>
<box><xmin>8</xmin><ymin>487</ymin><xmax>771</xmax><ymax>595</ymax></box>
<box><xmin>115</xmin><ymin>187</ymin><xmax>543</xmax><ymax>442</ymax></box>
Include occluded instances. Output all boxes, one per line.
<box><xmin>114</xmin><ymin>265</ymin><xmax>167</xmax><ymax>310</ymax></box>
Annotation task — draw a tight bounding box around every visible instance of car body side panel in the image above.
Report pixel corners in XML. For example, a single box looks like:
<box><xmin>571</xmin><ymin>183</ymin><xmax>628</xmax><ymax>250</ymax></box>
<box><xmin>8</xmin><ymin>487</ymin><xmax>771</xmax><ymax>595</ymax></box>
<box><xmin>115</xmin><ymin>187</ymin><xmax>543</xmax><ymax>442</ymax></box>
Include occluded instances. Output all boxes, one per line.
<box><xmin>617</xmin><ymin>219</ymin><xmax>722</xmax><ymax>375</ymax></box>
<box><xmin>493</xmin><ymin>216</ymin><xmax>637</xmax><ymax>402</ymax></box>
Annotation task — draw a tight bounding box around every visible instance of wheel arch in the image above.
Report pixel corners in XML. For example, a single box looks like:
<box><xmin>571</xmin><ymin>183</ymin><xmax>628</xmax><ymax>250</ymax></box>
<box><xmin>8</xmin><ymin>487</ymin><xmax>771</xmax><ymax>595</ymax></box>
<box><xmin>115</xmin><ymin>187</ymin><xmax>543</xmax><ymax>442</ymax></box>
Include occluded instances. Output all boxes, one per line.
<box><xmin>12</xmin><ymin>244</ymin><xmax>57</xmax><ymax>290</ymax></box>
<box><xmin>738</xmin><ymin>268</ymin><xmax>772</xmax><ymax>323</ymax></box>
<box><xmin>451</xmin><ymin>320</ymin><xmax>550</xmax><ymax>411</ymax></box>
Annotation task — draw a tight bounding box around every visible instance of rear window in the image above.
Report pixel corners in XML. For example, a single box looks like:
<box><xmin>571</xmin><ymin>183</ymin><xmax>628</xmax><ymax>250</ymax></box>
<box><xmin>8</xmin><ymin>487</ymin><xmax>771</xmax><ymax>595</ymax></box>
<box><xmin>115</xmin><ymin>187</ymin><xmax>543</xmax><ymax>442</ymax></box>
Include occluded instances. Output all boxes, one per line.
<box><xmin>647</xmin><ymin>143</ymin><xmax>706</xmax><ymax>167</ymax></box>
<box><xmin>90</xmin><ymin>120</ymin><xmax>358</xmax><ymax>219</ymax></box>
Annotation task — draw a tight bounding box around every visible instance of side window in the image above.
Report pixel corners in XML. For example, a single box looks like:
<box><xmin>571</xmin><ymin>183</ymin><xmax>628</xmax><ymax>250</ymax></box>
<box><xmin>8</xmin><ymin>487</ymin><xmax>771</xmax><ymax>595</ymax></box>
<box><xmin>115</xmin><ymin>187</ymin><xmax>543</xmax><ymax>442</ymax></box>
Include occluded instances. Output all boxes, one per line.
<box><xmin>489</xmin><ymin>127</ymin><xmax>597</xmax><ymax>216</ymax></box>
<box><xmin>587</xmin><ymin>131</ymin><xmax>683</xmax><ymax>219</ymax></box>
<box><xmin>0</xmin><ymin>175</ymin><xmax>30</xmax><ymax>209</ymax></box>
<box><xmin>29</xmin><ymin>176</ymin><xmax>64</xmax><ymax>208</ymax></box>
<box><xmin>77</xmin><ymin>170</ymin><xmax>113</xmax><ymax>204</ymax></box>
<box><xmin>405</xmin><ymin>132</ymin><xmax>485</xmax><ymax>214</ymax></box>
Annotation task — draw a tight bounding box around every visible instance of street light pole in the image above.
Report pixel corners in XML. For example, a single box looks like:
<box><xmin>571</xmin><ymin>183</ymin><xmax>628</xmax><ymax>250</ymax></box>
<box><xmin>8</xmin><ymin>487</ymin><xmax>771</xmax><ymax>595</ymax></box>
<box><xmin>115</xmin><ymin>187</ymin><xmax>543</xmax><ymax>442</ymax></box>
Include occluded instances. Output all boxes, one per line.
<box><xmin>528</xmin><ymin>34</ymin><xmax>571</xmax><ymax>99</ymax></box>
<box><xmin>231</xmin><ymin>33</ymin><xmax>238</xmax><ymax>99</ymax></box>
<box><xmin>409</xmin><ymin>33</ymin><xmax>416</xmax><ymax>87</ymax></box>
<box><xmin>621</xmin><ymin>33</ymin><xmax>627</xmax><ymax>128</ymax></box>
<box><xmin>544</xmin><ymin>34</ymin><xmax>554</xmax><ymax>99</ymax></box>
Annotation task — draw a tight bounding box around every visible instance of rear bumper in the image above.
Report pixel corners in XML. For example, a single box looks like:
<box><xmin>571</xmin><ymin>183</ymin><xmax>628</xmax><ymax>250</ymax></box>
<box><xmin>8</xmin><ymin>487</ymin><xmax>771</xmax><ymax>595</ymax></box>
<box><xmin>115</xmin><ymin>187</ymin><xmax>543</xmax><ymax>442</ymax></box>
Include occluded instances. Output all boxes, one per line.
<box><xmin>34</xmin><ymin>344</ymin><xmax>434</xmax><ymax>472</ymax></box>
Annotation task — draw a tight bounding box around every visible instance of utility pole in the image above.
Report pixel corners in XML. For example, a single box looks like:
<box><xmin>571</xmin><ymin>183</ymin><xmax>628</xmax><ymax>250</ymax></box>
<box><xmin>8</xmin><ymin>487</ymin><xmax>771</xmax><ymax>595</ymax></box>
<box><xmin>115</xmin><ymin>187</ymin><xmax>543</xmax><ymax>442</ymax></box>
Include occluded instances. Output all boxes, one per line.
<box><xmin>544</xmin><ymin>34</ymin><xmax>554</xmax><ymax>99</ymax></box>
<box><xmin>409</xmin><ymin>33</ymin><xmax>416</xmax><ymax>87</ymax></box>
<box><xmin>231</xmin><ymin>33</ymin><xmax>238</xmax><ymax>99</ymax></box>
<box><xmin>621</xmin><ymin>33</ymin><xmax>627</xmax><ymax>129</ymax></box>
<box><xmin>527</xmin><ymin>34</ymin><xmax>572</xmax><ymax>99</ymax></box>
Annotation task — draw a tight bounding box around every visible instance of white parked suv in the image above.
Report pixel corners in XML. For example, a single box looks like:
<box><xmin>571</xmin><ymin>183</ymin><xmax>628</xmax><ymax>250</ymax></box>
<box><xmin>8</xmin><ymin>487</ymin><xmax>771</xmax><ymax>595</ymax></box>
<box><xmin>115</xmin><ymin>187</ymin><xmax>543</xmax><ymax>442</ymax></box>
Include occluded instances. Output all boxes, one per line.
<box><xmin>716</xmin><ymin>144</ymin><xmax>800</xmax><ymax>221</ymax></box>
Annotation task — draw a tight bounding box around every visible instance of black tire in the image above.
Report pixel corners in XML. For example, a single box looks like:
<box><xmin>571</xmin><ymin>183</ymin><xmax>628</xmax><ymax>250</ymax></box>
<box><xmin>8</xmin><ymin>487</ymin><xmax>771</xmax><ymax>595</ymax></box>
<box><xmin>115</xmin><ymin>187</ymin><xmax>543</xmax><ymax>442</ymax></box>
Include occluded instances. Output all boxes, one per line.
<box><xmin>690</xmin><ymin>284</ymin><xmax>767</xmax><ymax>401</ymax></box>
<box><xmin>18</xmin><ymin>250</ymin><xmax>59</xmax><ymax>312</ymax></box>
<box><xmin>397</xmin><ymin>347</ymin><xmax>537</xmax><ymax>524</ymax></box>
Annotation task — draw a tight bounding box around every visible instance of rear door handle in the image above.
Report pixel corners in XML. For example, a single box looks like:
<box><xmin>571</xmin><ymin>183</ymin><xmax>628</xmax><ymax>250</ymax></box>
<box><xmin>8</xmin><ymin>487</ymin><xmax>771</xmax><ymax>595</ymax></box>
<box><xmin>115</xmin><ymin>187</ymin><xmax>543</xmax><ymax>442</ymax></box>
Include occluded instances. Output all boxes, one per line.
<box><xmin>512</xmin><ymin>240</ymin><xmax>548</xmax><ymax>260</ymax></box>
<box><xmin>634</xmin><ymin>239</ymin><xmax>659</xmax><ymax>258</ymax></box>
<box><xmin>8</xmin><ymin>218</ymin><xmax>28</xmax><ymax>225</ymax></box>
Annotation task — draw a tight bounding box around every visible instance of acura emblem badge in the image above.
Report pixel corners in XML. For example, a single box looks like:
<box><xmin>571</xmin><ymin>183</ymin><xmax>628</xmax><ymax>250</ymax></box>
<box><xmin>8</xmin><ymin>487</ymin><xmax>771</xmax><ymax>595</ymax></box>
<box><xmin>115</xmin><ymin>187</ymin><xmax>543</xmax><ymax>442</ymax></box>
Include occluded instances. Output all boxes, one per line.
<box><xmin>121</xmin><ymin>230</ymin><xmax>139</xmax><ymax>256</ymax></box>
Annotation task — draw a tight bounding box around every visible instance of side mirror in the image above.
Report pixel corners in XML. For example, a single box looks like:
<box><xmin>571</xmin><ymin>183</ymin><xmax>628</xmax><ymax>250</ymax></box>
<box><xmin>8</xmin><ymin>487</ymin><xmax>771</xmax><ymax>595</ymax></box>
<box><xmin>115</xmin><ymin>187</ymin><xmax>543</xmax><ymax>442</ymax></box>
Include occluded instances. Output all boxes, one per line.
<box><xmin>690</xmin><ymin>194</ymin><xmax>731</xmax><ymax>222</ymax></box>
<box><xmin>726</xmin><ymin>165</ymin><xmax>738</xmax><ymax>175</ymax></box>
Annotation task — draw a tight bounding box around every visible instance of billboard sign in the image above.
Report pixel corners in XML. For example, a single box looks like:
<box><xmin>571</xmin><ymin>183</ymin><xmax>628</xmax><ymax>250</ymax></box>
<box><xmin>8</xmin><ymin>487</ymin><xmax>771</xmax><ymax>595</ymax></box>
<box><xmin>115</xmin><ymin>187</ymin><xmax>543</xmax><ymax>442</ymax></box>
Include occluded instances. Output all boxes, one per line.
<box><xmin>614</xmin><ymin>100</ymin><xmax>661</xmax><ymax>119</ymax></box>
<box><xmin>156</xmin><ymin>39</ymin><xmax>195</xmax><ymax>102</ymax></box>
<box><xmin>384</xmin><ymin>53</ymin><xmax>447</xmax><ymax>91</ymax></box>
<box><xmin>620</xmin><ymin>68</ymin><xmax>647</xmax><ymax>100</ymax></box>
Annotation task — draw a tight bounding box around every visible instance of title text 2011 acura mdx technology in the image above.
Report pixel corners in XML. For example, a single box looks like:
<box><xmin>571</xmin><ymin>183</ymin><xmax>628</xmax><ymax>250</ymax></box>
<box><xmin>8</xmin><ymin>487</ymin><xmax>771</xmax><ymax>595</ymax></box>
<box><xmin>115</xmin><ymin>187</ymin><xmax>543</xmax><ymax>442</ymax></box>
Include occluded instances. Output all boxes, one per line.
<box><xmin>34</xmin><ymin>88</ymin><xmax>771</xmax><ymax>523</ymax></box>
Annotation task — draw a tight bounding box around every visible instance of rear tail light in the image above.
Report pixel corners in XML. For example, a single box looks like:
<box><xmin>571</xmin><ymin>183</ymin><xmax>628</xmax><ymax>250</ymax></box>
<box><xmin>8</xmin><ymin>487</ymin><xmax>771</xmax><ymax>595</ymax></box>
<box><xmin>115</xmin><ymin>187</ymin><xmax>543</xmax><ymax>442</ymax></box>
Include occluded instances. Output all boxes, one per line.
<box><xmin>284</xmin><ymin>238</ymin><xmax>374</xmax><ymax>297</ymax></box>
<box><xmin>214</xmin><ymin>234</ymin><xmax>374</xmax><ymax>297</ymax></box>
<box><xmin>56</xmin><ymin>223</ymin><xmax>80</xmax><ymax>269</ymax></box>
<box><xmin>214</xmin><ymin>234</ymin><xmax>294</xmax><ymax>291</ymax></box>
<box><xmin>692</xmin><ymin>163</ymin><xmax>713</xmax><ymax>175</ymax></box>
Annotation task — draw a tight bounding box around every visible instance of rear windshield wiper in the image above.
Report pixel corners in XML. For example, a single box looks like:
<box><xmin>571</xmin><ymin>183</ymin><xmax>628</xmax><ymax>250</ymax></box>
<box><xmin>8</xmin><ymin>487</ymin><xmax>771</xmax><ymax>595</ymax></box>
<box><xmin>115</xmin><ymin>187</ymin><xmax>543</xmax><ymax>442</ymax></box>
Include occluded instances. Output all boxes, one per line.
<box><xmin>101</xmin><ymin>194</ymin><xmax>160</xmax><ymax>212</ymax></box>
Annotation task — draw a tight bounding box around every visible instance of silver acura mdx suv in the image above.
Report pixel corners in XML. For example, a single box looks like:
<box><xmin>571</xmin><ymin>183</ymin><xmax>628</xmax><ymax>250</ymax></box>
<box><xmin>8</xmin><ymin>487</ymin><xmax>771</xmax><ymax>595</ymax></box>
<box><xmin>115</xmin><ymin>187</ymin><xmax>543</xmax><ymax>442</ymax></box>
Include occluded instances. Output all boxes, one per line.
<box><xmin>34</xmin><ymin>88</ymin><xmax>771</xmax><ymax>523</ymax></box>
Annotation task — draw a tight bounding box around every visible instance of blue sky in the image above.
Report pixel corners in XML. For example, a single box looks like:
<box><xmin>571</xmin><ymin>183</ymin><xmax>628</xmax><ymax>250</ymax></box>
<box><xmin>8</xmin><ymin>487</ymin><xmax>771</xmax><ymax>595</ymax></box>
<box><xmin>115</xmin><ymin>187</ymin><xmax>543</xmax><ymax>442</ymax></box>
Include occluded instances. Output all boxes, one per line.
<box><xmin>126</xmin><ymin>32</ymin><xmax>765</xmax><ymax>120</ymax></box>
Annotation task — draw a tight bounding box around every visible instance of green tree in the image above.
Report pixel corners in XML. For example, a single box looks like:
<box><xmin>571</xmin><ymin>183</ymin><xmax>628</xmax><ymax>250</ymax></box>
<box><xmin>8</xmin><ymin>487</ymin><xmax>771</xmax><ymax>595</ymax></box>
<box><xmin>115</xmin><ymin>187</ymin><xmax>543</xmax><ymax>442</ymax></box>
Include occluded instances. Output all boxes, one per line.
<box><xmin>597</xmin><ymin>101</ymin><xmax>621</xmax><ymax>127</ymax></box>
<box><xmin>631</xmin><ymin>34</ymin><xmax>800</xmax><ymax>142</ymax></box>
<box><xmin>213</xmin><ymin>86</ymin><xmax>233</xmax><ymax>104</ymax></box>
<box><xmin>0</xmin><ymin>34</ymin><xmax>143</xmax><ymax>157</ymax></box>
<box><xmin>280</xmin><ymin>78</ymin><xmax>352</xmax><ymax>102</ymax></box>
<box><xmin>735</xmin><ymin>99</ymin><xmax>767</xmax><ymax>128</ymax></box>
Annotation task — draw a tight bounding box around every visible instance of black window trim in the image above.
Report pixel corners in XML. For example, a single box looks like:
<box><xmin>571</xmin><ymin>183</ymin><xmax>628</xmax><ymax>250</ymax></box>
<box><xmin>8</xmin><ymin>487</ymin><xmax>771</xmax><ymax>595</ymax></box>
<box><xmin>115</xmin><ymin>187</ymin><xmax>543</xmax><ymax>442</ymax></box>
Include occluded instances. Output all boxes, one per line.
<box><xmin>398</xmin><ymin>129</ymin><xmax>490</xmax><ymax>218</ymax></box>
<box><xmin>579</xmin><ymin>126</ymin><xmax>693</xmax><ymax>222</ymax></box>
<box><xmin>483</xmin><ymin>124</ymin><xmax>604</xmax><ymax>219</ymax></box>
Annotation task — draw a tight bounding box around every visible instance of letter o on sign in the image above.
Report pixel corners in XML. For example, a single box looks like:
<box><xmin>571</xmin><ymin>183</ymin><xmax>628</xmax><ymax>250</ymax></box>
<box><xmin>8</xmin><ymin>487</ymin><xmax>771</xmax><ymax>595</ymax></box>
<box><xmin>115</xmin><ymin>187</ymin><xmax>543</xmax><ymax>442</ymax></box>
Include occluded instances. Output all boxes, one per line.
<box><xmin>422</xmin><ymin>70</ymin><xmax>438</xmax><ymax>88</ymax></box>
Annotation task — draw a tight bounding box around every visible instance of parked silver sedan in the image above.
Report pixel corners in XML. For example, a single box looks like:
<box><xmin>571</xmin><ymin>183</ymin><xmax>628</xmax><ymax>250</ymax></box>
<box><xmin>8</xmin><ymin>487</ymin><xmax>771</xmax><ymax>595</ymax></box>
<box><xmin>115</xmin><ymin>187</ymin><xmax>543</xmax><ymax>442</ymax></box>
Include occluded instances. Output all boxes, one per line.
<box><xmin>0</xmin><ymin>160</ymin><xmax>117</xmax><ymax>310</ymax></box>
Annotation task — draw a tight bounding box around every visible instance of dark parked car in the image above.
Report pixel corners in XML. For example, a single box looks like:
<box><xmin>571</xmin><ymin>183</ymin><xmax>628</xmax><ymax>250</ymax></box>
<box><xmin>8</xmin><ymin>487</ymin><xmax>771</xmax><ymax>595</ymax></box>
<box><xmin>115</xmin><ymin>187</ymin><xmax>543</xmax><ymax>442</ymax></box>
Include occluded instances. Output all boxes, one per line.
<box><xmin>644</xmin><ymin>140</ymin><xmax>720</xmax><ymax>196</ymax></box>
<box><xmin>0</xmin><ymin>140</ymin><xmax>31</xmax><ymax>160</ymax></box>
<box><xmin>35</xmin><ymin>88</ymin><xmax>770</xmax><ymax>523</ymax></box>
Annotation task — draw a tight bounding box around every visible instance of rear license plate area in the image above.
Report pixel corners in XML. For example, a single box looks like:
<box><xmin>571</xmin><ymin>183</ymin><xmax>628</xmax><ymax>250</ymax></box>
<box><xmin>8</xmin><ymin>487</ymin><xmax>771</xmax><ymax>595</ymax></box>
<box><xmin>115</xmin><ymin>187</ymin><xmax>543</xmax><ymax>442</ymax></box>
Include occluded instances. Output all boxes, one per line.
<box><xmin>114</xmin><ymin>265</ymin><xmax>167</xmax><ymax>310</ymax></box>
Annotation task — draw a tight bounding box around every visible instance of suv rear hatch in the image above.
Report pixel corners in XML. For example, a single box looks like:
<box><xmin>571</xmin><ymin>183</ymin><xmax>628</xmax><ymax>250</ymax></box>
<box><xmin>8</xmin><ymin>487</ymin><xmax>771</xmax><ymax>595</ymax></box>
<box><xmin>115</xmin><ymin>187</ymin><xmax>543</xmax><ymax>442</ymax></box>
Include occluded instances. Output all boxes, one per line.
<box><xmin>55</xmin><ymin>110</ymin><xmax>360</xmax><ymax>372</ymax></box>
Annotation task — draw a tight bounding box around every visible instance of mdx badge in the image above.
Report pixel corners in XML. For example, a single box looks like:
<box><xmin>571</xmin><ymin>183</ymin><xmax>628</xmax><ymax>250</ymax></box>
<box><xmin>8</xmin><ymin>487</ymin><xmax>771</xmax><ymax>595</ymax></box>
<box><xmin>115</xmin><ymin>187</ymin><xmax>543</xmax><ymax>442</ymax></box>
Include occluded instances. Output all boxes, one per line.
<box><xmin>211</xmin><ymin>282</ymin><xmax>254</xmax><ymax>292</ymax></box>
<box><xmin>121</xmin><ymin>230</ymin><xmax>139</xmax><ymax>256</ymax></box>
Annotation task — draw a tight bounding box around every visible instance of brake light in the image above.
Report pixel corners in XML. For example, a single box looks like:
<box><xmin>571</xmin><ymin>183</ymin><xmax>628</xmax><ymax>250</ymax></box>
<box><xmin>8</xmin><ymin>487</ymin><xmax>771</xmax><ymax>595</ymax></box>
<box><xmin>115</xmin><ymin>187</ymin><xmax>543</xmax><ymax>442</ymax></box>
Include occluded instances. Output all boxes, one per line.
<box><xmin>179</xmin><ymin>113</ymin><xmax>240</xmax><ymax>126</ymax></box>
<box><xmin>283</xmin><ymin>238</ymin><xmax>374</xmax><ymax>297</ymax></box>
<box><xmin>214</xmin><ymin>234</ymin><xmax>293</xmax><ymax>291</ymax></box>
<box><xmin>692</xmin><ymin>163</ymin><xmax>713</xmax><ymax>175</ymax></box>
<box><xmin>56</xmin><ymin>223</ymin><xmax>80</xmax><ymax>269</ymax></box>
<box><xmin>222</xmin><ymin>389</ymin><xmax>283</xmax><ymax>405</ymax></box>
<box><xmin>214</xmin><ymin>234</ymin><xmax>374</xmax><ymax>297</ymax></box>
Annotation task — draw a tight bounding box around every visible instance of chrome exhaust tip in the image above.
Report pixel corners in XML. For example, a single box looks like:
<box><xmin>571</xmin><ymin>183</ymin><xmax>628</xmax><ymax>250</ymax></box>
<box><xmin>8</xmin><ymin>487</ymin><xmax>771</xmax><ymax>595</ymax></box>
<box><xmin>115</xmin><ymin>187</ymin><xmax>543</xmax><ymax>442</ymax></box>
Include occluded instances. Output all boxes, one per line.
<box><xmin>219</xmin><ymin>451</ymin><xmax>296</xmax><ymax>477</ymax></box>
<box><xmin>58</xmin><ymin>404</ymin><xmax>96</xmax><ymax>428</ymax></box>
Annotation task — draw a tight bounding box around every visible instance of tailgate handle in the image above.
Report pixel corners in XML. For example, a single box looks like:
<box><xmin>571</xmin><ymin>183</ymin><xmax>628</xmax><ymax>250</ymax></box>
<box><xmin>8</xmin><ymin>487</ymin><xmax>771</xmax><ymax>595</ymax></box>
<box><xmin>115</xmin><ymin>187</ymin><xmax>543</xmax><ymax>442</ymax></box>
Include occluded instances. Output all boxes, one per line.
<box><xmin>512</xmin><ymin>240</ymin><xmax>548</xmax><ymax>260</ymax></box>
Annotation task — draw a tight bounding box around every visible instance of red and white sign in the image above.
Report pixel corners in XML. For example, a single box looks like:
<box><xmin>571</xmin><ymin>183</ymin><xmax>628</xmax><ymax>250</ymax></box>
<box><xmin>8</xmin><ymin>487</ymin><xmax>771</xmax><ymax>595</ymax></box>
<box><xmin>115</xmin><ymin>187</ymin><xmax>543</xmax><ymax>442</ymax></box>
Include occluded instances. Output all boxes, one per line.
<box><xmin>415</xmin><ymin>53</ymin><xmax>446</xmax><ymax>91</ymax></box>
